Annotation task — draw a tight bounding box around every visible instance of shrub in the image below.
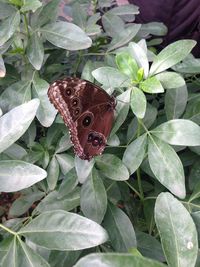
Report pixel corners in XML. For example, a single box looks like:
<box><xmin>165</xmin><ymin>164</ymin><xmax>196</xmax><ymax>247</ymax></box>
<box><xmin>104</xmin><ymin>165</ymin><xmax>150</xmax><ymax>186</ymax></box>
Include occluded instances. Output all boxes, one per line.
<box><xmin>0</xmin><ymin>1</ymin><xmax>200</xmax><ymax>266</ymax></box>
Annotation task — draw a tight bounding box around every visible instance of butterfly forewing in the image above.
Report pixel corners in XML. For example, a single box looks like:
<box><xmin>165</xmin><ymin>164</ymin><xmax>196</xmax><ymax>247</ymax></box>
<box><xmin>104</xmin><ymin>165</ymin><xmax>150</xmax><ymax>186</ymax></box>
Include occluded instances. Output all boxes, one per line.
<box><xmin>48</xmin><ymin>77</ymin><xmax>115</xmax><ymax>160</ymax></box>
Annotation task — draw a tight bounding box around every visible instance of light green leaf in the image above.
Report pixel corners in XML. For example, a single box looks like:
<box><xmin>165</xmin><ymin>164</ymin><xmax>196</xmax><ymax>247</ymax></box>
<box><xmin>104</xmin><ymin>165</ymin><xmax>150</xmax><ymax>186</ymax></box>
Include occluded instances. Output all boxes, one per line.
<box><xmin>96</xmin><ymin>154</ymin><xmax>129</xmax><ymax>181</ymax></box>
<box><xmin>130</xmin><ymin>87</ymin><xmax>146</xmax><ymax>118</ymax></box>
<box><xmin>156</xmin><ymin>71</ymin><xmax>185</xmax><ymax>89</ymax></box>
<box><xmin>9</xmin><ymin>191</ymin><xmax>44</xmax><ymax>217</ymax></box>
<box><xmin>19</xmin><ymin>210</ymin><xmax>108</xmax><ymax>250</ymax></box>
<box><xmin>0</xmin><ymin>99</ymin><xmax>39</xmax><ymax>153</ymax></box>
<box><xmin>116</xmin><ymin>52</ymin><xmax>138</xmax><ymax>80</ymax></box>
<box><xmin>151</xmin><ymin>119</ymin><xmax>200</xmax><ymax>146</ymax></box>
<box><xmin>27</xmin><ymin>32</ymin><xmax>44</xmax><ymax>70</ymax></box>
<box><xmin>56</xmin><ymin>153</ymin><xmax>74</xmax><ymax>175</ymax></box>
<box><xmin>81</xmin><ymin>168</ymin><xmax>107</xmax><ymax>223</ymax></box>
<box><xmin>0</xmin><ymin>80</ymin><xmax>32</xmax><ymax>112</ymax></box>
<box><xmin>102</xmin><ymin>13</ymin><xmax>124</xmax><ymax>38</ymax></box>
<box><xmin>183</xmin><ymin>96</ymin><xmax>200</xmax><ymax>124</ymax></box>
<box><xmin>32</xmin><ymin>76</ymin><xmax>57</xmax><ymax>127</ymax></box>
<box><xmin>35</xmin><ymin>189</ymin><xmax>80</xmax><ymax>213</ymax></box>
<box><xmin>46</xmin><ymin>156</ymin><xmax>59</xmax><ymax>191</ymax></box>
<box><xmin>103</xmin><ymin>202</ymin><xmax>137</xmax><ymax>252</ymax></box>
<box><xmin>107</xmin><ymin>24</ymin><xmax>141</xmax><ymax>52</ymax></box>
<box><xmin>0</xmin><ymin>160</ymin><xmax>47</xmax><ymax>192</ymax></box>
<box><xmin>110</xmin><ymin>89</ymin><xmax>130</xmax><ymax>136</ymax></box>
<box><xmin>150</xmin><ymin>40</ymin><xmax>196</xmax><ymax>75</ymax></box>
<box><xmin>0</xmin><ymin>11</ymin><xmax>20</xmax><ymax>46</ymax></box>
<box><xmin>140</xmin><ymin>76</ymin><xmax>164</xmax><ymax>93</ymax></box>
<box><xmin>0</xmin><ymin>55</ymin><xmax>6</xmax><ymax>77</ymax></box>
<box><xmin>58</xmin><ymin>168</ymin><xmax>78</xmax><ymax>198</ymax></box>
<box><xmin>155</xmin><ymin>192</ymin><xmax>198</xmax><ymax>267</ymax></box>
<box><xmin>74</xmin><ymin>156</ymin><xmax>94</xmax><ymax>183</ymax></box>
<box><xmin>148</xmin><ymin>136</ymin><xmax>185</xmax><ymax>198</ymax></box>
<box><xmin>165</xmin><ymin>85</ymin><xmax>188</xmax><ymax>120</ymax></box>
<box><xmin>92</xmin><ymin>67</ymin><xmax>130</xmax><ymax>88</ymax></box>
<box><xmin>1</xmin><ymin>237</ymin><xmax>50</xmax><ymax>267</ymax></box>
<box><xmin>129</xmin><ymin>42</ymin><xmax>149</xmax><ymax>78</ymax></box>
<box><xmin>74</xmin><ymin>253</ymin><xmax>166</xmax><ymax>267</ymax></box>
<box><xmin>123</xmin><ymin>134</ymin><xmax>147</xmax><ymax>174</ymax></box>
<box><xmin>41</xmin><ymin>22</ymin><xmax>92</xmax><ymax>50</ymax></box>
<box><xmin>21</xmin><ymin>0</ymin><xmax>42</xmax><ymax>12</ymax></box>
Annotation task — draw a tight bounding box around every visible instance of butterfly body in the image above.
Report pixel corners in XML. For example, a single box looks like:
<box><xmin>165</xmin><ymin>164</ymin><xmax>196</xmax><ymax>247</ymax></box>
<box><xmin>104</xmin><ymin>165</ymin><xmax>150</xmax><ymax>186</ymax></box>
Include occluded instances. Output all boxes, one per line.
<box><xmin>48</xmin><ymin>77</ymin><xmax>115</xmax><ymax>160</ymax></box>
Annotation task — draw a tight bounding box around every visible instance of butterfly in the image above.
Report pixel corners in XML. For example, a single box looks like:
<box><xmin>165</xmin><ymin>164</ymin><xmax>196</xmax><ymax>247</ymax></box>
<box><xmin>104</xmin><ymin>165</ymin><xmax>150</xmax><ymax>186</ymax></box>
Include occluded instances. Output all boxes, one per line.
<box><xmin>48</xmin><ymin>77</ymin><xmax>116</xmax><ymax>160</ymax></box>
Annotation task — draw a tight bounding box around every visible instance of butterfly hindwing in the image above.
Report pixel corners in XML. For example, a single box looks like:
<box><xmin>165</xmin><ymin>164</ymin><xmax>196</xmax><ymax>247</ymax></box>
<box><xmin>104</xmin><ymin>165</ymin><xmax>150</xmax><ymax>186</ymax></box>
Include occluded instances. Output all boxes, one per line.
<box><xmin>48</xmin><ymin>77</ymin><xmax>115</xmax><ymax>160</ymax></box>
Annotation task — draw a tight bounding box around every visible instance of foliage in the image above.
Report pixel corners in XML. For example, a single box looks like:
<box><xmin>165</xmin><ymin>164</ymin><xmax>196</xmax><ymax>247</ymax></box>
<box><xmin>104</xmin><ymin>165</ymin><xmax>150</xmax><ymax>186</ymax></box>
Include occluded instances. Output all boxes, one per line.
<box><xmin>0</xmin><ymin>0</ymin><xmax>200</xmax><ymax>266</ymax></box>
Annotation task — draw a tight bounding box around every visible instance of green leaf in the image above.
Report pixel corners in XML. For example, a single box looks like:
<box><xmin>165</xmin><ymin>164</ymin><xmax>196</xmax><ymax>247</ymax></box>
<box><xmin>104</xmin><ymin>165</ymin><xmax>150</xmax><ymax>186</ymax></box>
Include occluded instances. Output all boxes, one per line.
<box><xmin>148</xmin><ymin>136</ymin><xmax>185</xmax><ymax>198</ymax></box>
<box><xmin>151</xmin><ymin>119</ymin><xmax>200</xmax><ymax>146</ymax></box>
<box><xmin>107</xmin><ymin>4</ymin><xmax>139</xmax><ymax>16</ymax></box>
<box><xmin>116</xmin><ymin>52</ymin><xmax>138</xmax><ymax>80</ymax></box>
<box><xmin>58</xmin><ymin>168</ymin><xmax>78</xmax><ymax>198</ymax></box>
<box><xmin>123</xmin><ymin>134</ymin><xmax>147</xmax><ymax>174</ymax></box>
<box><xmin>74</xmin><ymin>156</ymin><xmax>94</xmax><ymax>183</ymax></box>
<box><xmin>140</xmin><ymin>76</ymin><xmax>164</xmax><ymax>93</ymax></box>
<box><xmin>27</xmin><ymin>32</ymin><xmax>44</xmax><ymax>70</ymax></box>
<box><xmin>0</xmin><ymin>11</ymin><xmax>20</xmax><ymax>46</ymax></box>
<box><xmin>110</xmin><ymin>89</ymin><xmax>130</xmax><ymax>136</ymax></box>
<box><xmin>31</xmin><ymin>0</ymin><xmax>60</xmax><ymax>28</ymax></box>
<box><xmin>192</xmin><ymin>212</ymin><xmax>200</xmax><ymax>244</ymax></box>
<box><xmin>107</xmin><ymin>24</ymin><xmax>141</xmax><ymax>52</ymax></box>
<box><xmin>129</xmin><ymin>42</ymin><xmax>149</xmax><ymax>78</ymax></box>
<box><xmin>19</xmin><ymin>210</ymin><xmax>108</xmax><ymax>250</ymax></box>
<box><xmin>56</xmin><ymin>153</ymin><xmax>74</xmax><ymax>175</ymax></box>
<box><xmin>74</xmin><ymin>253</ymin><xmax>166</xmax><ymax>267</ymax></box>
<box><xmin>96</xmin><ymin>154</ymin><xmax>129</xmax><ymax>181</ymax></box>
<box><xmin>20</xmin><ymin>0</ymin><xmax>42</xmax><ymax>12</ymax></box>
<box><xmin>41</xmin><ymin>22</ymin><xmax>92</xmax><ymax>50</ymax></box>
<box><xmin>156</xmin><ymin>71</ymin><xmax>185</xmax><ymax>89</ymax></box>
<box><xmin>0</xmin><ymin>2</ymin><xmax>17</xmax><ymax>20</ymax></box>
<box><xmin>136</xmin><ymin>231</ymin><xmax>165</xmax><ymax>262</ymax></box>
<box><xmin>0</xmin><ymin>160</ymin><xmax>47</xmax><ymax>192</ymax></box>
<box><xmin>1</xmin><ymin>237</ymin><xmax>50</xmax><ymax>267</ymax></box>
<box><xmin>165</xmin><ymin>85</ymin><xmax>188</xmax><ymax>120</ymax></box>
<box><xmin>35</xmin><ymin>189</ymin><xmax>80</xmax><ymax>213</ymax></box>
<box><xmin>102</xmin><ymin>13</ymin><xmax>124</xmax><ymax>38</ymax></box>
<box><xmin>9</xmin><ymin>191</ymin><xmax>44</xmax><ymax>217</ymax></box>
<box><xmin>150</xmin><ymin>40</ymin><xmax>196</xmax><ymax>75</ymax></box>
<box><xmin>0</xmin><ymin>55</ymin><xmax>6</xmax><ymax>78</ymax></box>
<box><xmin>155</xmin><ymin>192</ymin><xmax>198</xmax><ymax>267</ymax></box>
<box><xmin>0</xmin><ymin>99</ymin><xmax>39</xmax><ymax>153</ymax></box>
<box><xmin>103</xmin><ymin>202</ymin><xmax>137</xmax><ymax>252</ymax></box>
<box><xmin>92</xmin><ymin>67</ymin><xmax>130</xmax><ymax>88</ymax></box>
<box><xmin>81</xmin><ymin>168</ymin><xmax>107</xmax><ymax>223</ymax></box>
<box><xmin>183</xmin><ymin>96</ymin><xmax>200</xmax><ymax>124</ymax></box>
<box><xmin>130</xmin><ymin>87</ymin><xmax>147</xmax><ymax>118</ymax></box>
<box><xmin>32</xmin><ymin>75</ymin><xmax>57</xmax><ymax>127</ymax></box>
<box><xmin>46</xmin><ymin>155</ymin><xmax>59</xmax><ymax>191</ymax></box>
<box><xmin>0</xmin><ymin>80</ymin><xmax>32</xmax><ymax>112</ymax></box>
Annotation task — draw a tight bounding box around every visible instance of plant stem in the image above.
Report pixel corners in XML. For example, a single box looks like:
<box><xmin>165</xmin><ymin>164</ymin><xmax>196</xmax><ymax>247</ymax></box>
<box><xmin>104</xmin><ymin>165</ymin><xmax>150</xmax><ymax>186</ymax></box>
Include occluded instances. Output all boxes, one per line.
<box><xmin>0</xmin><ymin>223</ymin><xmax>17</xmax><ymax>236</ymax></box>
<box><xmin>136</xmin><ymin>118</ymin><xmax>144</xmax><ymax>200</ymax></box>
<box><xmin>23</xmin><ymin>13</ymin><xmax>30</xmax><ymax>38</ymax></box>
<box><xmin>73</xmin><ymin>51</ymin><xmax>83</xmax><ymax>76</ymax></box>
<box><xmin>124</xmin><ymin>180</ymin><xmax>142</xmax><ymax>200</ymax></box>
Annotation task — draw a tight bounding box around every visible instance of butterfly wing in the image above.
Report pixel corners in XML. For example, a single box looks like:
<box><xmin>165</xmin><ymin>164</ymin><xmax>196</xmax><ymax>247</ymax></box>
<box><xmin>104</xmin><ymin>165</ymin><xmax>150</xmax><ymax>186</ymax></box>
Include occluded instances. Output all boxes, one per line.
<box><xmin>48</xmin><ymin>77</ymin><xmax>115</xmax><ymax>160</ymax></box>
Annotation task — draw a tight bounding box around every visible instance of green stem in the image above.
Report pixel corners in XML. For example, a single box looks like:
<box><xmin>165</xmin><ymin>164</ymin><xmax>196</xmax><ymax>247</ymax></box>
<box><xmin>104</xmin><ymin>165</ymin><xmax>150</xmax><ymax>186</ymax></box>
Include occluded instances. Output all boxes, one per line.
<box><xmin>136</xmin><ymin>118</ymin><xmax>144</xmax><ymax>201</ymax></box>
<box><xmin>23</xmin><ymin>13</ymin><xmax>30</xmax><ymax>38</ymax></box>
<box><xmin>124</xmin><ymin>180</ymin><xmax>142</xmax><ymax>200</ymax></box>
<box><xmin>106</xmin><ymin>181</ymin><xmax>115</xmax><ymax>192</ymax></box>
<box><xmin>73</xmin><ymin>51</ymin><xmax>83</xmax><ymax>76</ymax></box>
<box><xmin>0</xmin><ymin>223</ymin><xmax>17</xmax><ymax>236</ymax></box>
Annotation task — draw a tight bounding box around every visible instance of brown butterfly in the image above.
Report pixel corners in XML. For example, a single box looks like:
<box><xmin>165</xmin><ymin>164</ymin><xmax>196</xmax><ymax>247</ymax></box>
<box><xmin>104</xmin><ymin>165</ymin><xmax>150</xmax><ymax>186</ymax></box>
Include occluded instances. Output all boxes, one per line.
<box><xmin>48</xmin><ymin>77</ymin><xmax>116</xmax><ymax>160</ymax></box>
